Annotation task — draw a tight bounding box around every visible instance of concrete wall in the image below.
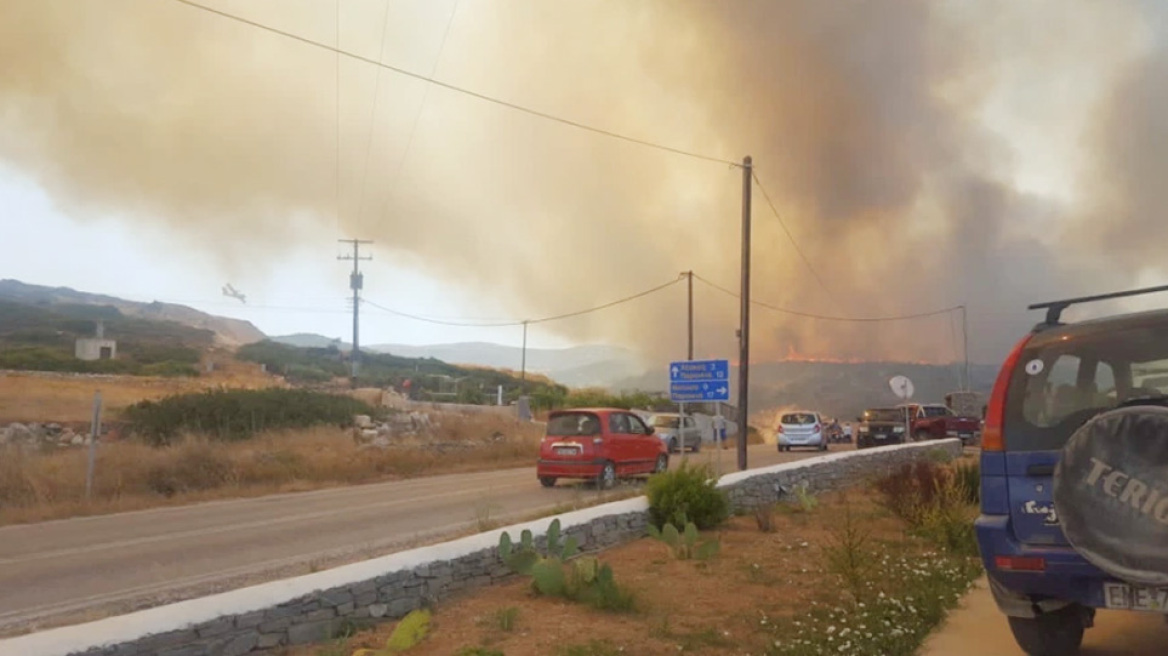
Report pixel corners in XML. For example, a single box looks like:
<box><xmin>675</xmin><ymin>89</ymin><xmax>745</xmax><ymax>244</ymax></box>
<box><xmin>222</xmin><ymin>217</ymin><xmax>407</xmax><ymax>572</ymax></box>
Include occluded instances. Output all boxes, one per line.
<box><xmin>0</xmin><ymin>440</ymin><xmax>962</xmax><ymax>656</ymax></box>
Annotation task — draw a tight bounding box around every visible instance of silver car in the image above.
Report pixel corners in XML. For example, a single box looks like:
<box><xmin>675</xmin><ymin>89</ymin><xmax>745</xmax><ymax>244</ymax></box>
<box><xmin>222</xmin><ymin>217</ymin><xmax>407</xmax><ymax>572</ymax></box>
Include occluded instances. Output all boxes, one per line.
<box><xmin>648</xmin><ymin>413</ymin><xmax>702</xmax><ymax>453</ymax></box>
<box><xmin>776</xmin><ymin>410</ymin><xmax>828</xmax><ymax>452</ymax></box>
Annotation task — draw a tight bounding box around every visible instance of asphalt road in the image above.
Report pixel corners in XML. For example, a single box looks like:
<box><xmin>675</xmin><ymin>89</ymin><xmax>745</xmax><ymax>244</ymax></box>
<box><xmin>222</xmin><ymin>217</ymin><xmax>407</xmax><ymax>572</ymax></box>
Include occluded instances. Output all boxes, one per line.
<box><xmin>922</xmin><ymin>578</ymin><xmax>1168</xmax><ymax>656</ymax></box>
<box><xmin>0</xmin><ymin>442</ymin><xmax>830</xmax><ymax>634</ymax></box>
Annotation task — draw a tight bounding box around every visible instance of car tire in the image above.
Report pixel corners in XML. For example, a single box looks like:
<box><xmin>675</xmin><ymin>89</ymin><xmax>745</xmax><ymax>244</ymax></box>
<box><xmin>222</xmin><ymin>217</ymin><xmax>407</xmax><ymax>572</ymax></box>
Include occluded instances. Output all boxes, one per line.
<box><xmin>654</xmin><ymin>454</ymin><xmax>668</xmax><ymax>474</ymax></box>
<box><xmin>597</xmin><ymin>461</ymin><xmax>616</xmax><ymax>490</ymax></box>
<box><xmin>1006</xmin><ymin>605</ymin><xmax>1086</xmax><ymax>656</ymax></box>
<box><xmin>668</xmin><ymin>437</ymin><xmax>678</xmax><ymax>454</ymax></box>
<box><xmin>693</xmin><ymin>439</ymin><xmax>701</xmax><ymax>453</ymax></box>
<box><xmin>539</xmin><ymin>476</ymin><xmax>556</xmax><ymax>488</ymax></box>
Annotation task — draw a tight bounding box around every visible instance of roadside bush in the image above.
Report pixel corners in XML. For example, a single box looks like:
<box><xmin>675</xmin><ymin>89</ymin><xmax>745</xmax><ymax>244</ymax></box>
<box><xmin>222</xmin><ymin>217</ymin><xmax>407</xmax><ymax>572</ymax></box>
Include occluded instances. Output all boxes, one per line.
<box><xmin>645</xmin><ymin>462</ymin><xmax>728</xmax><ymax>531</ymax></box>
<box><xmin>123</xmin><ymin>388</ymin><xmax>377</xmax><ymax>445</ymax></box>
<box><xmin>875</xmin><ymin>461</ymin><xmax>978</xmax><ymax>556</ymax></box>
<box><xmin>954</xmin><ymin>460</ymin><xmax>980</xmax><ymax>506</ymax></box>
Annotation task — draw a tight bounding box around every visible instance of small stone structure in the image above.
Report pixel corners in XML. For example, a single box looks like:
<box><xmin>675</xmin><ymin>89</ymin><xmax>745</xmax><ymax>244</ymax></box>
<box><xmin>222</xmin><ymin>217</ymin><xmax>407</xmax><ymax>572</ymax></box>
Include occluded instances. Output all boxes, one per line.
<box><xmin>0</xmin><ymin>440</ymin><xmax>962</xmax><ymax>656</ymax></box>
<box><xmin>75</xmin><ymin>321</ymin><xmax>117</xmax><ymax>362</ymax></box>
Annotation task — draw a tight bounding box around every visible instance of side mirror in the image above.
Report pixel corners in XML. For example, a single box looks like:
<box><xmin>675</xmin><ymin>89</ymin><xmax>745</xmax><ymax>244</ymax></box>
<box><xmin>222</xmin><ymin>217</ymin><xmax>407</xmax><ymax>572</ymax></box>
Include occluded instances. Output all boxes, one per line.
<box><xmin>645</xmin><ymin>425</ymin><xmax>656</xmax><ymax>435</ymax></box>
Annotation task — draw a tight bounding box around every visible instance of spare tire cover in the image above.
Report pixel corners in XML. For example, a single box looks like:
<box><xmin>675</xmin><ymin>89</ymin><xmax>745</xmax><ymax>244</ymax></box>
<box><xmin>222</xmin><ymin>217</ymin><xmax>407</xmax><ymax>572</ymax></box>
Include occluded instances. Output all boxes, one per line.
<box><xmin>1053</xmin><ymin>405</ymin><xmax>1168</xmax><ymax>587</ymax></box>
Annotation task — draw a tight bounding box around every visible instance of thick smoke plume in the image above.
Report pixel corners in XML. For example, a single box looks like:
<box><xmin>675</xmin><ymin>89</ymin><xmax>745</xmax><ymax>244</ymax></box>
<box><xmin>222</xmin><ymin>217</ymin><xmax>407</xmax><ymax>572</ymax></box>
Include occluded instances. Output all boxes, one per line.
<box><xmin>0</xmin><ymin>0</ymin><xmax>1161</xmax><ymax>365</ymax></box>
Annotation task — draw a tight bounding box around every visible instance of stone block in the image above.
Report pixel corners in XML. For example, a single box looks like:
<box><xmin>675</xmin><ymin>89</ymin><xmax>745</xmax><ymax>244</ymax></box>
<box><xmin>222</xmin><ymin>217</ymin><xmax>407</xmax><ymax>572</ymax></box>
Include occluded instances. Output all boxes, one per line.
<box><xmin>286</xmin><ymin>619</ymin><xmax>339</xmax><ymax>646</ymax></box>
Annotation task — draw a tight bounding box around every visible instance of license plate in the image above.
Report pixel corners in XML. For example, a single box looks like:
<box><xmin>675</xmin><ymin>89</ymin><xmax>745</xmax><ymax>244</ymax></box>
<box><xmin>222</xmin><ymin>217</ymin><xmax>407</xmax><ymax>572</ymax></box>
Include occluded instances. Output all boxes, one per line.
<box><xmin>553</xmin><ymin>447</ymin><xmax>578</xmax><ymax>456</ymax></box>
<box><xmin>959</xmin><ymin>433</ymin><xmax>972</xmax><ymax>438</ymax></box>
<box><xmin>1104</xmin><ymin>583</ymin><xmax>1168</xmax><ymax>611</ymax></box>
<box><xmin>874</xmin><ymin>434</ymin><xmax>888</xmax><ymax>440</ymax></box>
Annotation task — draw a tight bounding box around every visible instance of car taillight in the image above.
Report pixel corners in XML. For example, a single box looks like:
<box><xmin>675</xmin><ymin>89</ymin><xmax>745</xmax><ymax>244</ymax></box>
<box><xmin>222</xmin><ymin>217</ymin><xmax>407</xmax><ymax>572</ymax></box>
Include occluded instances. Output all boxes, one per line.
<box><xmin>994</xmin><ymin>555</ymin><xmax>1045</xmax><ymax>572</ymax></box>
<box><xmin>982</xmin><ymin>333</ymin><xmax>1033</xmax><ymax>452</ymax></box>
<box><xmin>813</xmin><ymin>423</ymin><xmax>821</xmax><ymax>432</ymax></box>
<box><xmin>777</xmin><ymin>425</ymin><xmax>785</xmax><ymax>433</ymax></box>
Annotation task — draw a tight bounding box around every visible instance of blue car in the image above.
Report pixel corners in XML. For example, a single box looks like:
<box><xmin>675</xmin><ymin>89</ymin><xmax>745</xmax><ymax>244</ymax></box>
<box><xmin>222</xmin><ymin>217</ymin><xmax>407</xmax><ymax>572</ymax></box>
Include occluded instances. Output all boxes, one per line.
<box><xmin>977</xmin><ymin>285</ymin><xmax>1168</xmax><ymax>655</ymax></box>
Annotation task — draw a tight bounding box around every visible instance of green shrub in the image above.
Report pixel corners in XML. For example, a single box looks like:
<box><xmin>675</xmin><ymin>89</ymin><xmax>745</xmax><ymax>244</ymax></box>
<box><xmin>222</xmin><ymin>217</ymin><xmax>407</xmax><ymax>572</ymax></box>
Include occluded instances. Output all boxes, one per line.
<box><xmin>645</xmin><ymin>462</ymin><xmax>728</xmax><ymax>530</ymax></box>
<box><xmin>497</xmin><ymin>519</ymin><xmax>635</xmax><ymax>613</ymax></box>
<box><xmin>123</xmin><ymin>388</ymin><xmax>377</xmax><ymax>445</ymax></box>
<box><xmin>647</xmin><ymin>517</ymin><xmax>721</xmax><ymax>561</ymax></box>
<box><xmin>351</xmin><ymin>609</ymin><xmax>430</xmax><ymax>656</ymax></box>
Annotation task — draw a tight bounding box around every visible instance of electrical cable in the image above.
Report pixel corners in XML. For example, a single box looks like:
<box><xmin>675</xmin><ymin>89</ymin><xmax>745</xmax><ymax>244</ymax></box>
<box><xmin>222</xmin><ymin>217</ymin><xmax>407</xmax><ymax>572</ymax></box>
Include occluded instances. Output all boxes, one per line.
<box><xmin>751</xmin><ymin>171</ymin><xmax>835</xmax><ymax>301</ymax></box>
<box><xmin>693</xmin><ymin>273</ymin><xmax>961</xmax><ymax>322</ymax></box>
<box><xmin>171</xmin><ymin>0</ymin><xmax>739</xmax><ymax>167</ymax></box>
<box><xmin>362</xmin><ymin>276</ymin><xmax>683</xmax><ymax>327</ymax></box>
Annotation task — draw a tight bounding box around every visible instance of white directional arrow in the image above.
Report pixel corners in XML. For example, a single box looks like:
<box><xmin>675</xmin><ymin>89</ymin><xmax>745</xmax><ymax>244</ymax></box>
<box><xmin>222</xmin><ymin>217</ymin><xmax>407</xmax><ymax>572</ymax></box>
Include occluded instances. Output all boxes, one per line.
<box><xmin>671</xmin><ymin>365</ymin><xmax>680</xmax><ymax>377</ymax></box>
<box><xmin>717</xmin><ymin>386</ymin><xmax>728</xmax><ymax>395</ymax></box>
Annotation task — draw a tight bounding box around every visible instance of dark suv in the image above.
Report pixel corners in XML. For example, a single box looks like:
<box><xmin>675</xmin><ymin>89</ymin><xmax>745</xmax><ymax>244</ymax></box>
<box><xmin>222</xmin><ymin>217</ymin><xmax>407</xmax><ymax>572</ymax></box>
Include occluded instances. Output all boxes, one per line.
<box><xmin>977</xmin><ymin>285</ymin><xmax>1168</xmax><ymax>655</ymax></box>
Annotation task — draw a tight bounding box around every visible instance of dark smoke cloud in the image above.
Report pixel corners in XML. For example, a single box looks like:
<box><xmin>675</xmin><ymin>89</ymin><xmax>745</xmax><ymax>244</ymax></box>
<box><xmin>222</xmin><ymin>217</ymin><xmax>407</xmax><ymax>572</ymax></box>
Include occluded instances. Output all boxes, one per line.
<box><xmin>0</xmin><ymin>0</ymin><xmax>1157</xmax><ymax>366</ymax></box>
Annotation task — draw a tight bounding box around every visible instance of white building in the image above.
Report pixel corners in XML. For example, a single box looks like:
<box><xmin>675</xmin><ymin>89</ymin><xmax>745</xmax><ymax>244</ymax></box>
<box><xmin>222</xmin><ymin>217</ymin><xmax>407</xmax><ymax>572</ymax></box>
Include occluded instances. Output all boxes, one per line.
<box><xmin>75</xmin><ymin>321</ymin><xmax>117</xmax><ymax>361</ymax></box>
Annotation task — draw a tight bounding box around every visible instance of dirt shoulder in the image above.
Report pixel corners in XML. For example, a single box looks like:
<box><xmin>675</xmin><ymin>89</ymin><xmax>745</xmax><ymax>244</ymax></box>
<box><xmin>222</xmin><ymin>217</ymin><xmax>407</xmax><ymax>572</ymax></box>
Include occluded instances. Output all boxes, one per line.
<box><xmin>921</xmin><ymin>577</ymin><xmax>1168</xmax><ymax>656</ymax></box>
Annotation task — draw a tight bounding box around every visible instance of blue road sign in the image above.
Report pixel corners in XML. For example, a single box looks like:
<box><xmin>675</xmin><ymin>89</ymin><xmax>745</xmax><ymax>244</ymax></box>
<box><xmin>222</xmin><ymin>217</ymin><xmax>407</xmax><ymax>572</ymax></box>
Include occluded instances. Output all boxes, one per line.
<box><xmin>669</xmin><ymin>359</ymin><xmax>730</xmax><ymax>402</ymax></box>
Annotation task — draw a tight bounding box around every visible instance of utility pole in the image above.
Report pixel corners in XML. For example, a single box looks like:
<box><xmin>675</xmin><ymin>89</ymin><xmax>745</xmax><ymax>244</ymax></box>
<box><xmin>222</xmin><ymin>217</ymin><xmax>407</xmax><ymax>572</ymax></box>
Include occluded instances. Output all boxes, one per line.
<box><xmin>736</xmin><ymin>156</ymin><xmax>753</xmax><ymax>471</ymax></box>
<box><xmin>684</xmin><ymin>270</ymin><xmax>694</xmax><ymax>360</ymax></box>
<box><xmin>961</xmin><ymin>305</ymin><xmax>970</xmax><ymax>391</ymax></box>
<box><xmin>520</xmin><ymin>320</ymin><xmax>529</xmax><ymax>394</ymax></box>
<box><xmin>338</xmin><ymin>239</ymin><xmax>373</xmax><ymax>387</ymax></box>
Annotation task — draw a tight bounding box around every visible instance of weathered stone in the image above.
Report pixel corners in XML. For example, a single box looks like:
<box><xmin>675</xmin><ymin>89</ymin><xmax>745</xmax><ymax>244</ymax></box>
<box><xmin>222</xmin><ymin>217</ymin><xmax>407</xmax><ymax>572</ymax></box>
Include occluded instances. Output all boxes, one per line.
<box><xmin>234</xmin><ymin>610</ymin><xmax>265</xmax><ymax>629</ymax></box>
<box><xmin>212</xmin><ymin>630</ymin><xmax>258</xmax><ymax>656</ymax></box>
<box><xmin>304</xmin><ymin>607</ymin><xmax>335</xmax><ymax>622</ymax></box>
<box><xmin>257</xmin><ymin>633</ymin><xmax>285</xmax><ymax>649</ymax></box>
<box><xmin>319</xmin><ymin>589</ymin><xmax>353</xmax><ymax>607</ymax></box>
<box><xmin>337</xmin><ymin>602</ymin><xmax>355</xmax><ymax>616</ymax></box>
<box><xmin>368</xmin><ymin>603</ymin><xmax>389</xmax><ymax>618</ymax></box>
<box><xmin>354</xmin><ymin>591</ymin><xmax>378</xmax><ymax>606</ymax></box>
<box><xmin>286</xmin><ymin>619</ymin><xmax>338</xmax><ymax>646</ymax></box>
<box><xmin>196</xmin><ymin>617</ymin><xmax>234</xmax><ymax>638</ymax></box>
<box><xmin>157</xmin><ymin>645</ymin><xmax>208</xmax><ymax>656</ymax></box>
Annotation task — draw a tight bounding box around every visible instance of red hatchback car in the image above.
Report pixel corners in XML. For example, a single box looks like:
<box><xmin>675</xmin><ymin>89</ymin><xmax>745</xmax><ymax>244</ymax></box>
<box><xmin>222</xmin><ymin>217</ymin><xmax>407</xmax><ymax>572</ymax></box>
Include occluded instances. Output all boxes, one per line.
<box><xmin>537</xmin><ymin>408</ymin><xmax>669</xmax><ymax>488</ymax></box>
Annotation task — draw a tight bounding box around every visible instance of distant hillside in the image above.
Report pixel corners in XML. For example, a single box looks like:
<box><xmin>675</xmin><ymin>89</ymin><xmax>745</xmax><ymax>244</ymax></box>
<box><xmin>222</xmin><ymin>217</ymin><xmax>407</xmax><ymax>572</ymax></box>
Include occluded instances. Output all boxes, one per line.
<box><xmin>271</xmin><ymin>333</ymin><xmax>348</xmax><ymax>349</ymax></box>
<box><xmin>365</xmin><ymin>342</ymin><xmax>645</xmax><ymax>388</ymax></box>
<box><xmin>0</xmin><ymin>299</ymin><xmax>212</xmax><ymax>375</ymax></box>
<box><xmin>0</xmin><ymin>280</ymin><xmax>265</xmax><ymax>346</ymax></box>
<box><xmin>238</xmin><ymin>340</ymin><xmax>566</xmax><ymax>403</ymax></box>
<box><xmin>614</xmin><ymin>361</ymin><xmax>999</xmax><ymax>421</ymax></box>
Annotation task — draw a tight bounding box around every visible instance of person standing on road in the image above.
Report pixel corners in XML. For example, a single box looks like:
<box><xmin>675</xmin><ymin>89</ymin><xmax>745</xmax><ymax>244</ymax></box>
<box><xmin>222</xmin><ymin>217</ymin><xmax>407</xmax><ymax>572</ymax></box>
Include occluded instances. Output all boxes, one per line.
<box><xmin>843</xmin><ymin>421</ymin><xmax>853</xmax><ymax>443</ymax></box>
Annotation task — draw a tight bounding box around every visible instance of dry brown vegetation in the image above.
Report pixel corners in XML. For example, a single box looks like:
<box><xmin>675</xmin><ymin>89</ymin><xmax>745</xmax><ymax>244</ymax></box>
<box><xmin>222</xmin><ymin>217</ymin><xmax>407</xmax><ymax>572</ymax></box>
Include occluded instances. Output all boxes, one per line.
<box><xmin>0</xmin><ymin>414</ymin><xmax>543</xmax><ymax>526</ymax></box>
<box><xmin>0</xmin><ymin>359</ymin><xmax>281</xmax><ymax>423</ymax></box>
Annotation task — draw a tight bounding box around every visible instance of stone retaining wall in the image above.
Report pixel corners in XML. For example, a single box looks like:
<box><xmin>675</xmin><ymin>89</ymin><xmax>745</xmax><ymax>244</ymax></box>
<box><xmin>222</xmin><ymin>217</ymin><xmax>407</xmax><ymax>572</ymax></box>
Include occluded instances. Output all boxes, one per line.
<box><xmin>1</xmin><ymin>440</ymin><xmax>962</xmax><ymax>656</ymax></box>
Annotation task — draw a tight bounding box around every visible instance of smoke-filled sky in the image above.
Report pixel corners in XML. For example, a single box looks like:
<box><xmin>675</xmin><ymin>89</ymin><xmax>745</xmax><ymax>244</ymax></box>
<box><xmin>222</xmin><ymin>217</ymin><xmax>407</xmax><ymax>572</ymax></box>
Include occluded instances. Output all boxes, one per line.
<box><xmin>2</xmin><ymin>0</ymin><xmax>1167</xmax><ymax>366</ymax></box>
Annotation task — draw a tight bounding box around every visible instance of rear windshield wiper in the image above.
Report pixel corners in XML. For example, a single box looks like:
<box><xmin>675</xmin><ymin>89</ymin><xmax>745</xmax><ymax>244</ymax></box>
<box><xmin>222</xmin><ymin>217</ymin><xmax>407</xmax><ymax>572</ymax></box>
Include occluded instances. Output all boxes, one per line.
<box><xmin>1117</xmin><ymin>394</ymin><xmax>1168</xmax><ymax>409</ymax></box>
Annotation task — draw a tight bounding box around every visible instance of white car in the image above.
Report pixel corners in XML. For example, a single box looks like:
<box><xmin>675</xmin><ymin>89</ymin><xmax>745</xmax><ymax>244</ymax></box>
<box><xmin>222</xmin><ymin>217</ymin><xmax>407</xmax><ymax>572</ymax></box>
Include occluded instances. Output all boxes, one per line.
<box><xmin>776</xmin><ymin>411</ymin><xmax>829</xmax><ymax>452</ymax></box>
<box><xmin>647</xmin><ymin>413</ymin><xmax>702</xmax><ymax>453</ymax></box>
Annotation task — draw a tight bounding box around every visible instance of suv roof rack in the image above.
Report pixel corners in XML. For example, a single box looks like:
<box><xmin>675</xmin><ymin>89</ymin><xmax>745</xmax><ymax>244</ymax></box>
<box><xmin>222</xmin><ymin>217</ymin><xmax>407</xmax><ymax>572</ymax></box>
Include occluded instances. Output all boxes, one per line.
<box><xmin>1029</xmin><ymin>283</ymin><xmax>1168</xmax><ymax>327</ymax></box>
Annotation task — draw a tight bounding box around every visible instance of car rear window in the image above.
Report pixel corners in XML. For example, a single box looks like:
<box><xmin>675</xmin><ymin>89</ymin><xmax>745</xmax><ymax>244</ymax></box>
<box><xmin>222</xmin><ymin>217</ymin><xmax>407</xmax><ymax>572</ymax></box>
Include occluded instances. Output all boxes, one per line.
<box><xmin>863</xmin><ymin>409</ymin><xmax>901</xmax><ymax>422</ymax></box>
<box><xmin>1004</xmin><ymin>319</ymin><xmax>1168</xmax><ymax>451</ymax></box>
<box><xmin>922</xmin><ymin>406</ymin><xmax>951</xmax><ymax>418</ymax></box>
<box><xmin>547</xmin><ymin>412</ymin><xmax>601</xmax><ymax>436</ymax></box>
<box><xmin>781</xmin><ymin>413</ymin><xmax>817</xmax><ymax>425</ymax></box>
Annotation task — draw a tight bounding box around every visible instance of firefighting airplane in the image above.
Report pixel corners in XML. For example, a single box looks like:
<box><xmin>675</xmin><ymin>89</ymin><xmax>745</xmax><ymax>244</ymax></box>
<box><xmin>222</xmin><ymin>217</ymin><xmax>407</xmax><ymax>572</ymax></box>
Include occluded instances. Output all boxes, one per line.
<box><xmin>221</xmin><ymin>284</ymin><xmax>247</xmax><ymax>304</ymax></box>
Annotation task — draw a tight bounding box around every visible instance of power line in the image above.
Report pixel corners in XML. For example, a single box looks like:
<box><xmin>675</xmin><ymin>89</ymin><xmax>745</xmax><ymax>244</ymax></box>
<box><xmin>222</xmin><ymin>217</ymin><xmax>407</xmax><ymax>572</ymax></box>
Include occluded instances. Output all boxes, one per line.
<box><xmin>383</xmin><ymin>0</ymin><xmax>461</xmax><ymax>219</ymax></box>
<box><xmin>693</xmin><ymin>273</ymin><xmax>960</xmax><ymax>322</ymax></box>
<box><xmin>171</xmin><ymin>0</ymin><xmax>739</xmax><ymax>167</ymax></box>
<box><xmin>363</xmin><ymin>276</ymin><xmax>684</xmax><ymax>327</ymax></box>
<box><xmin>751</xmin><ymin>171</ymin><xmax>835</xmax><ymax>300</ymax></box>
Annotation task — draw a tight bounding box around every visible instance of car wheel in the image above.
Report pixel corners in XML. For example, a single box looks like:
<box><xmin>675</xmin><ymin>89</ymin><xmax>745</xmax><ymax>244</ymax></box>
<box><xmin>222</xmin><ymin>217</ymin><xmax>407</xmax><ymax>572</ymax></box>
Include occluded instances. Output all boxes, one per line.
<box><xmin>693</xmin><ymin>439</ymin><xmax>701</xmax><ymax>453</ymax></box>
<box><xmin>654</xmin><ymin>454</ymin><xmax>668</xmax><ymax>474</ymax></box>
<box><xmin>1006</xmin><ymin>605</ymin><xmax>1086</xmax><ymax>656</ymax></box>
<box><xmin>539</xmin><ymin>476</ymin><xmax>556</xmax><ymax>488</ymax></box>
<box><xmin>668</xmin><ymin>437</ymin><xmax>678</xmax><ymax>454</ymax></box>
<box><xmin>819</xmin><ymin>442</ymin><xmax>828</xmax><ymax>451</ymax></box>
<box><xmin>597</xmin><ymin>461</ymin><xmax>616</xmax><ymax>490</ymax></box>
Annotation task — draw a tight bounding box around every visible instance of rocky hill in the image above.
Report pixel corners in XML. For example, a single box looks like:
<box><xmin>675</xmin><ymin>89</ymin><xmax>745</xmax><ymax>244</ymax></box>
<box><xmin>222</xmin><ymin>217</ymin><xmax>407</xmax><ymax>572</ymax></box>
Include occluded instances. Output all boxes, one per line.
<box><xmin>0</xmin><ymin>279</ymin><xmax>265</xmax><ymax>346</ymax></box>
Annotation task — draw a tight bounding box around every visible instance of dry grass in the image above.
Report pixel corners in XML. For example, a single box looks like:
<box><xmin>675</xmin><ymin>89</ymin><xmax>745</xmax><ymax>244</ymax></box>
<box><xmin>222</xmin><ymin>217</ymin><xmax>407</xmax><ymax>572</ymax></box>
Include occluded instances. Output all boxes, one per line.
<box><xmin>0</xmin><ymin>413</ymin><xmax>543</xmax><ymax>526</ymax></box>
<box><xmin>0</xmin><ymin>360</ymin><xmax>282</xmax><ymax>423</ymax></box>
